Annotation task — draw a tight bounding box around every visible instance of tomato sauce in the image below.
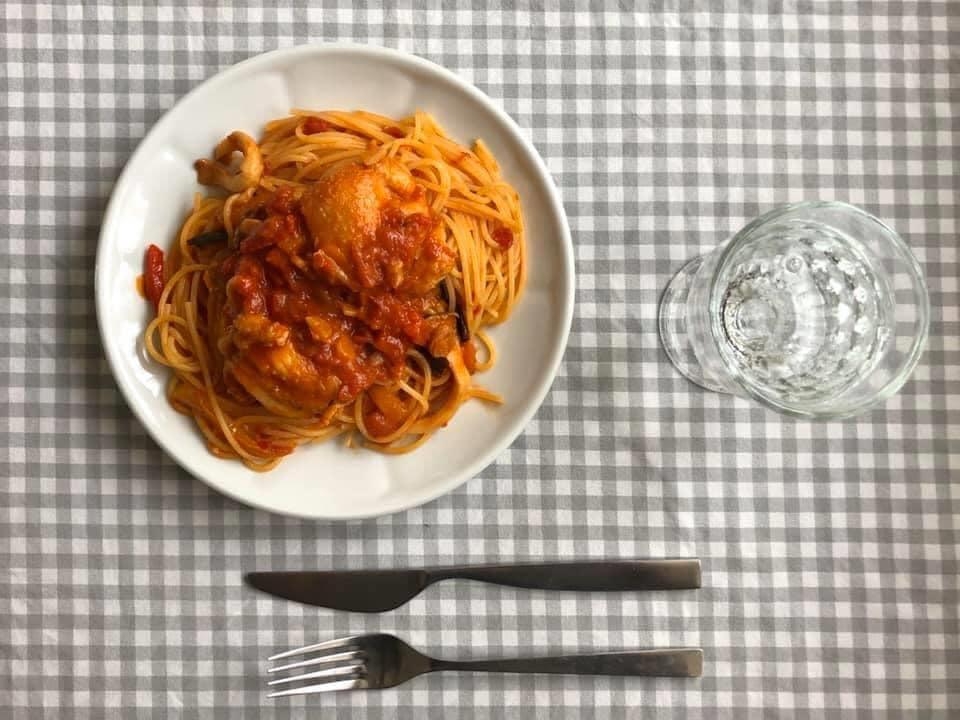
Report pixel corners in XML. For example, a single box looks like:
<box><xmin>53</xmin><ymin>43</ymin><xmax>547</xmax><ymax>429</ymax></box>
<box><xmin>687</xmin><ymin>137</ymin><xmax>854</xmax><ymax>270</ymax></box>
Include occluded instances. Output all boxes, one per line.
<box><xmin>215</xmin><ymin>175</ymin><xmax>451</xmax><ymax>417</ymax></box>
<box><xmin>301</xmin><ymin>117</ymin><xmax>331</xmax><ymax>134</ymax></box>
<box><xmin>492</xmin><ymin>226</ymin><xmax>514</xmax><ymax>250</ymax></box>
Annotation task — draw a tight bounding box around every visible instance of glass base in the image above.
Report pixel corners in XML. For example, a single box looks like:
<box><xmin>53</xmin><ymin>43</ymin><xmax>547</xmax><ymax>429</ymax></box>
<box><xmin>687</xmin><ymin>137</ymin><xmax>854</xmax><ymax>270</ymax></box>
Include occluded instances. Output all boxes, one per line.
<box><xmin>658</xmin><ymin>256</ymin><xmax>729</xmax><ymax>393</ymax></box>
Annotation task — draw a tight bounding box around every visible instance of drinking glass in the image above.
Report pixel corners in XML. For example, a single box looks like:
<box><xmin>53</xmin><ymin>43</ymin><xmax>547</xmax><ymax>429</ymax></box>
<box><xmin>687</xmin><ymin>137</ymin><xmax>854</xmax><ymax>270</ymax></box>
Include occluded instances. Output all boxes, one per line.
<box><xmin>658</xmin><ymin>201</ymin><xmax>929</xmax><ymax>418</ymax></box>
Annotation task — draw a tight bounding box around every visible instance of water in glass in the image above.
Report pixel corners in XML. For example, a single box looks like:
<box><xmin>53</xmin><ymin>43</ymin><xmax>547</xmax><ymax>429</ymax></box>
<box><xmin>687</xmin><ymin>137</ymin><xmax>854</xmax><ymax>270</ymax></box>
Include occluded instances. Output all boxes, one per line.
<box><xmin>659</xmin><ymin>201</ymin><xmax>928</xmax><ymax>419</ymax></box>
<box><xmin>714</xmin><ymin>218</ymin><xmax>893</xmax><ymax>402</ymax></box>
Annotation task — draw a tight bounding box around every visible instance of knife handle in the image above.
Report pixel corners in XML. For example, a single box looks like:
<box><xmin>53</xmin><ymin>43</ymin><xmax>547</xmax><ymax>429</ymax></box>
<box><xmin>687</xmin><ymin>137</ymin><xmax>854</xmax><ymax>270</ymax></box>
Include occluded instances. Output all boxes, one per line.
<box><xmin>426</xmin><ymin>559</ymin><xmax>700</xmax><ymax>592</ymax></box>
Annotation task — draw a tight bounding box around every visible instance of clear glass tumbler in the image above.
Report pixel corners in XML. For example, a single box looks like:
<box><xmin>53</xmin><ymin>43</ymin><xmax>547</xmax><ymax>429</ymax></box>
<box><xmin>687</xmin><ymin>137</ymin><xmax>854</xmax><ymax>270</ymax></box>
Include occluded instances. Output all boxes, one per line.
<box><xmin>658</xmin><ymin>201</ymin><xmax>929</xmax><ymax>418</ymax></box>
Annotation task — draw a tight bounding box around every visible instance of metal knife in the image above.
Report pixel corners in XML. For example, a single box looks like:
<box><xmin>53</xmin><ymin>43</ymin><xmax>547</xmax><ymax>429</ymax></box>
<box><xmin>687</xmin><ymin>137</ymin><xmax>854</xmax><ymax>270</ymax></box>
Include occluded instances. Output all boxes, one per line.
<box><xmin>245</xmin><ymin>559</ymin><xmax>701</xmax><ymax>613</ymax></box>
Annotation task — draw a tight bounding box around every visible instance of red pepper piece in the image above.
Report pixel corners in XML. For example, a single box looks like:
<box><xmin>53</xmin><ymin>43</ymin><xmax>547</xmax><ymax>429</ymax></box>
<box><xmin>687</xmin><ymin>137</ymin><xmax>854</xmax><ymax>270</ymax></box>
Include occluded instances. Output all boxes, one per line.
<box><xmin>144</xmin><ymin>244</ymin><xmax>165</xmax><ymax>312</ymax></box>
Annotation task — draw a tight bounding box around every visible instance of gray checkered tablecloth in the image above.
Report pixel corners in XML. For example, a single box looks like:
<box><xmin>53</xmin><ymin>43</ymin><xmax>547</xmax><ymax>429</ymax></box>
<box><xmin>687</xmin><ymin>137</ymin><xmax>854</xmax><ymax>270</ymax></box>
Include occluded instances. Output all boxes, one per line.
<box><xmin>2</xmin><ymin>2</ymin><xmax>958</xmax><ymax>717</ymax></box>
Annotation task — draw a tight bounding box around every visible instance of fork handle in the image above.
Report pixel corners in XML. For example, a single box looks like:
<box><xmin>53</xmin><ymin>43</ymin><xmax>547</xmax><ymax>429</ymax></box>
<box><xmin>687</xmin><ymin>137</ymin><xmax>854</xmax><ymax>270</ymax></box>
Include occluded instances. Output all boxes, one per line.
<box><xmin>429</xmin><ymin>649</ymin><xmax>702</xmax><ymax>678</ymax></box>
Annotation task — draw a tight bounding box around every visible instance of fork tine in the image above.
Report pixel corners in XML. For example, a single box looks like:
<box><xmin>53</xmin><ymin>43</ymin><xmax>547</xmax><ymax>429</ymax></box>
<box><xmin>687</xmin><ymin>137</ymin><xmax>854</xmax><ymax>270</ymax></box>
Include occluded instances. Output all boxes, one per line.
<box><xmin>268</xmin><ymin>662</ymin><xmax>365</xmax><ymax>687</ymax></box>
<box><xmin>268</xmin><ymin>677</ymin><xmax>368</xmax><ymax>698</ymax></box>
<box><xmin>269</xmin><ymin>649</ymin><xmax>364</xmax><ymax>674</ymax></box>
<box><xmin>269</xmin><ymin>636</ymin><xmax>361</xmax><ymax>662</ymax></box>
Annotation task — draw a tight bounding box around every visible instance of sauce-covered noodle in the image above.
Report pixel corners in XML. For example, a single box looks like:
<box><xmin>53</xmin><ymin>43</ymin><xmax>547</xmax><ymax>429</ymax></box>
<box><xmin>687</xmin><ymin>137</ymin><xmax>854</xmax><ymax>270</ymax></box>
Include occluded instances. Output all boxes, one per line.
<box><xmin>142</xmin><ymin>110</ymin><xmax>525</xmax><ymax>470</ymax></box>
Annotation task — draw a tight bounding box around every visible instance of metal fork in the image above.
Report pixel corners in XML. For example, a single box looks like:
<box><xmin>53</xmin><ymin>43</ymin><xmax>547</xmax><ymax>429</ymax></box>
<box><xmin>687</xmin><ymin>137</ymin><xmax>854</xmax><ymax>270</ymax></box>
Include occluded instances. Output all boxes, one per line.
<box><xmin>267</xmin><ymin>633</ymin><xmax>703</xmax><ymax>696</ymax></box>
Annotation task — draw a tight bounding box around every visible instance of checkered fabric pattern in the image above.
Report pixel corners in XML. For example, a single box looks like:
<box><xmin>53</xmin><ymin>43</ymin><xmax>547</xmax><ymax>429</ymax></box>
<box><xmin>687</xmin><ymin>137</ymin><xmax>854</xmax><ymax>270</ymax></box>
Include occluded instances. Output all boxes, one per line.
<box><xmin>2</xmin><ymin>2</ymin><xmax>958</xmax><ymax>717</ymax></box>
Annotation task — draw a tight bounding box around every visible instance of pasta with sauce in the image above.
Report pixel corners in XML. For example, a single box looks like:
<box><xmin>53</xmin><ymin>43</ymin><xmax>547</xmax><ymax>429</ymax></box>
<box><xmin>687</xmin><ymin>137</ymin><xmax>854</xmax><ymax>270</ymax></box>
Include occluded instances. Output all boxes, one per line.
<box><xmin>141</xmin><ymin>110</ymin><xmax>525</xmax><ymax>471</ymax></box>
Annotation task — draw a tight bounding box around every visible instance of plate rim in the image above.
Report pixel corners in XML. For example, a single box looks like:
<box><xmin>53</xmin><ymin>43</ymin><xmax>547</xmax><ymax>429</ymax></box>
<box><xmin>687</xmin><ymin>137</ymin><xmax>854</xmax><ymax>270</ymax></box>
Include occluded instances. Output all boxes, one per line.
<box><xmin>95</xmin><ymin>42</ymin><xmax>575</xmax><ymax>519</ymax></box>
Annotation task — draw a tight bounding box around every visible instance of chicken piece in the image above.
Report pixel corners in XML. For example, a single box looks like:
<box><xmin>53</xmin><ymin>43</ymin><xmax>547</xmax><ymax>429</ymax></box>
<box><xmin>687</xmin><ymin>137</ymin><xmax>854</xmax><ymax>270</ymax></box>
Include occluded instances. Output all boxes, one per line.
<box><xmin>300</xmin><ymin>160</ymin><xmax>455</xmax><ymax>295</ymax></box>
<box><xmin>232</xmin><ymin>312</ymin><xmax>290</xmax><ymax>350</ymax></box>
<box><xmin>238</xmin><ymin>342</ymin><xmax>342</xmax><ymax>413</ymax></box>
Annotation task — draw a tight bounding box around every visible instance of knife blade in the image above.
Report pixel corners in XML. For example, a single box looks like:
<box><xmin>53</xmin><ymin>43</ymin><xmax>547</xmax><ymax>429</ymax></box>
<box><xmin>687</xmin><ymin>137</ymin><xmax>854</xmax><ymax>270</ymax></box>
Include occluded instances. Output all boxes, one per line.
<box><xmin>245</xmin><ymin>559</ymin><xmax>700</xmax><ymax>613</ymax></box>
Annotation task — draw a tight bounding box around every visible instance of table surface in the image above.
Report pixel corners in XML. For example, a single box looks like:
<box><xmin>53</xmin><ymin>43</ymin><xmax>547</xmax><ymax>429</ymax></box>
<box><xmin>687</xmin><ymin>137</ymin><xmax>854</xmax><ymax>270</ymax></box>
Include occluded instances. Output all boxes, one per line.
<box><xmin>3</xmin><ymin>2</ymin><xmax>958</xmax><ymax>718</ymax></box>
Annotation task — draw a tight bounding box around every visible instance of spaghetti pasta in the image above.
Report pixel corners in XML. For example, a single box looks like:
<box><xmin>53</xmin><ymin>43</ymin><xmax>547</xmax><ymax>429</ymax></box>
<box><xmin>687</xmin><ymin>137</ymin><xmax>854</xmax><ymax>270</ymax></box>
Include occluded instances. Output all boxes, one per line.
<box><xmin>143</xmin><ymin>110</ymin><xmax>525</xmax><ymax>471</ymax></box>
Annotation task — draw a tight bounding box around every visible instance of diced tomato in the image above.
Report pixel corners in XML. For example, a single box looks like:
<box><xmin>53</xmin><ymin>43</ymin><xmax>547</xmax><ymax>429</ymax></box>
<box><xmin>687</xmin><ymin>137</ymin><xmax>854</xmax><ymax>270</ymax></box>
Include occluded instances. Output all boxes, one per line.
<box><xmin>301</xmin><ymin>117</ymin><xmax>331</xmax><ymax>134</ymax></box>
<box><xmin>383</xmin><ymin>126</ymin><xmax>405</xmax><ymax>139</ymax></box>
<box><xmin>492</xmin><ymin>226</ymin><xmax>514</xmax><ymax>250</ymax></box>
<box><xmin>364</xmin><ymin>409</ymin><xmax>392</xmax><ymax>437</ymax></box>
<box><xmin>240</xmin><ymin>214</ymin><xmax>301</xmax><ymax>254</ymax></box>
<box><xmin>143</xmin><ymin>244</ymin><xmax>165</xmax><ymax>312</ymax></box>
<box><xmin>225</xmin><ymin>256</ymin><xmax>268</xmax><ymax>315</ymax></box>
<box><xmin>360</xmin><ymin>293</ymin><xmax>428</xmax><ymax>345</ymax></box>
<box><xmin>372</xmin><ymin>332</ymin><xmax>406</xmax><ymax>366</ymax></box>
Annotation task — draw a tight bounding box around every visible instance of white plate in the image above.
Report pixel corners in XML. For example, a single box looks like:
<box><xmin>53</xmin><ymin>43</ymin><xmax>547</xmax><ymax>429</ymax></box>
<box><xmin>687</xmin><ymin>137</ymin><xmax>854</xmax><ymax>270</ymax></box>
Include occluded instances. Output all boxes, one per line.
<box><xmin>96</xmin><ymin>44</ymin><xmax>574</xmax><ymax>519</ymax></box>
